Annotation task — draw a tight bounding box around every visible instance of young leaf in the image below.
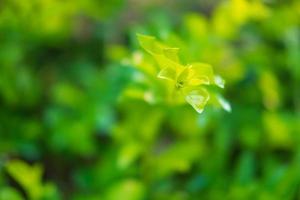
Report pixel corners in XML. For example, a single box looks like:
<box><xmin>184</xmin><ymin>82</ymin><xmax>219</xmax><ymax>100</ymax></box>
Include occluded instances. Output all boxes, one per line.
<box><xmin>157</xmin><ymin>67</ymin><xmax>177</xmax><ymax>81</ymax></box>
<box><xmin>163</xmin><ymin>48</ymin><xmax>180</xmax><ymax>62</ymax></box>
<box><xmin>137</xmin><ymin>33</ymin><xmax>163</xmax><ymax>55</ymax></box>
<box><xmin>188</xmin><ymin>63</ymin><xmax>215</xmax><ymax>85</ymax></box>
<box><xmin>136</xmin><ymin>33</ymin><xmax>228</xmax><ymax>114</ymax></box>
<box><xmin>185</xmin><ymin>89</ymin><xmax>210</xmax><ymax>113</ymax></box>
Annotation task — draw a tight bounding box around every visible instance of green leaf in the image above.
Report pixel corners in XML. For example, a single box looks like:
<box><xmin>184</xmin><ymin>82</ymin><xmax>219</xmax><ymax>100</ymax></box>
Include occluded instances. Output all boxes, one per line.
<box><xmin>155</xmin><ymin>54</ymin><xmax>184</xmax><ymax>71</ymax></box>
<box><xmin>185</xmin><ymin>88</ymin><xmax>210</xmax><ymax>113</ymax></box>
<box><xmin>157</xmin><ymin>67</ymin><xmax>177</xmax><ymax>81</ymax></box>
<box><xmin>188</xmin><ymin>63</ymin><xmax>215</xmax><ymax>85</ymax></box>
<box><xmin>136</xmin><ymin>33</ymin><xmax>163</xmax><ymax>55</ymax></box>
<box><xmin>0</xmin><ymin>187</ymin><xmax>24</xmax><ymax>200</ymax></box>
<box><xmin>5</xmin><ymin>160</ymin><xmax>49</xmax><ymax>200</ymax></box>
<box><xmin>6</xmin><ymin>160</ymin><xmax>43</xmax><ymax>191</ymax></box>
<box><xmin>209</xmin><ymin>93</ymin><xmax>231</xmax><ymax>112</ymax></box>
<box><xmin>176</xmin><ymin>66</ymin><xmax>190</xmax><ymax>84</ymax></box>
<box><xmin>214</xmin><ymin>75</ymin><xmax>225</xmax><ymax>88</ymax></box>
<box><xmin>217</xmin><ymin>94</ymin><xmax>231</xmax><ymax>112</ymax></box>
<box><xmin>105</xmin><ymin>179</ymin><xmax>145</xmax><ymax>200</ymax></box>
<box><xmin>163</xmin><ymin>47</ymin><xmax>180</xmax><ymax>62</ymax></box>
<box><xmin>137</xmin><ymin>34</ymin><xmax>183</xmax><ymax>71</ymax></box>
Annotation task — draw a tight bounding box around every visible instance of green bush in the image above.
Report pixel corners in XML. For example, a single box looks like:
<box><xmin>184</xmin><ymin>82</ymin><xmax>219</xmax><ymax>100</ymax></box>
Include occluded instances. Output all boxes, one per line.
<box><xmin>0</xmin><ymin>0</ymin><xmax>299</xmax><ymax>199</ymax></box>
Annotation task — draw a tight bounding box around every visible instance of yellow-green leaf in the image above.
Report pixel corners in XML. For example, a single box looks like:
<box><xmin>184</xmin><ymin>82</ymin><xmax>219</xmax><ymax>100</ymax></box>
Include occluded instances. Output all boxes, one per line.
<box><xmin>214</xmin><ymin>75</ymin><xmax>225</xmax><ymax>88</ymax></box>
<box><xmin>154</xmin><ymin>54</ymin><xmax>184</xmax><ymax>71</ymax></box>
<box><xmin>177</xmin><ymin>66</ymin><xmax>190</xmax><ymax>84</ymax></box>
<box><xmin>185</xmin><ymin>88</ymin><xmax>210</xmax><ymax>113</ymax></box>
<box><xmin>188</xmin><ymin>63</ymin><xmax>215</xmax><ymax>84</ymax></box>
<box><xmin>217</xmin><ymin>94</ymin><xmax>231</xmax><ymax>112</ymax></box>
<box><xmin>163</xmin><ymin>48</ymin><xmax>180</xmax><ymax>62</ymax></box>
<box><xmin>136</xmin><ymin>33</ymin><xmax>163</xmax><ymax>55</ymax></box>
<box><xmin>157</xmin><ymin>67</ymin><xmax>177</xmax><ymax>81</ymax></box>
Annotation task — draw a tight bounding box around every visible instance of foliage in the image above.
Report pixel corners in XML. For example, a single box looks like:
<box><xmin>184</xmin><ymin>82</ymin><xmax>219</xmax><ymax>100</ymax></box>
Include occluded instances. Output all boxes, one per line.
<box><xmin>5</xmin><ymin>160</ymin><xmax>59</xmax><ymax>200</ymax></box>
<box><xmin>0</xmin><ymin>0</ymin><xmax>299</xmax><ymax>199</ymax></box>
<box><xmin>133</xmin><ymin>33</ymin><xmax>229</xmax><ymax>113</ymax></box>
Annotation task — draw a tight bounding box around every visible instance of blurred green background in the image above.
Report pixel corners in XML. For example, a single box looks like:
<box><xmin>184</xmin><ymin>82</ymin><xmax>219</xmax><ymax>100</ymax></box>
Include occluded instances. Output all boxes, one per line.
<box><xmin>0</xmin><ymin>0</ymin><xmax>299</xmax><ymax>199</ymax></box>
